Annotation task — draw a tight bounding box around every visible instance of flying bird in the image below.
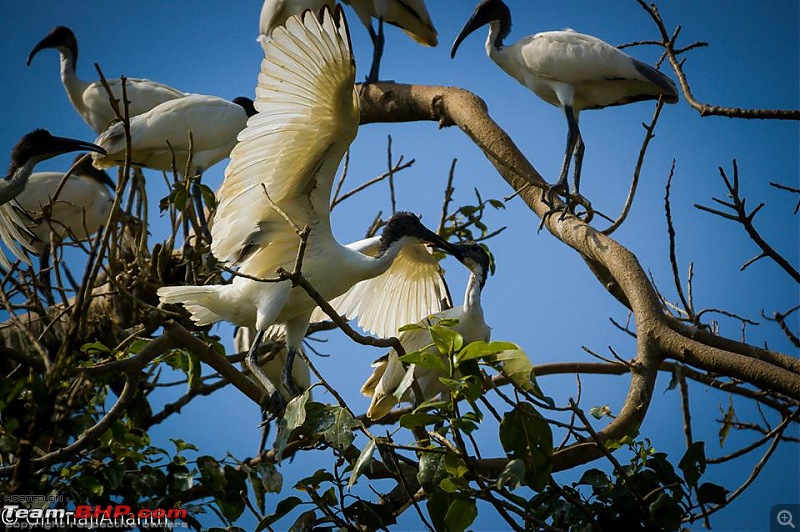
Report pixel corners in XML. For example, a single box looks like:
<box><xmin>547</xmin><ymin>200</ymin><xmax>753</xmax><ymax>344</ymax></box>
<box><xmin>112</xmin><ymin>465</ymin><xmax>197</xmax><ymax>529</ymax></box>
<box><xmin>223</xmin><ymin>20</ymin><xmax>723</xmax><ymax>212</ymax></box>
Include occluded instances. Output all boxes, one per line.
<box><xmin>344</xmin><ymin>0</ymin><xmax>437</xmax><ymax>83</ymax></box>
<box><xmin>361</xmin><ymin>242</ymin><xmax>491</xmax><ymax>420</ymax></box>
<box><xmin>158</xmin><ymin>7</ymin><xmax>460</xmax><ymax>402</ymax></box>
<box><xmin>451</xmin><ymin>0</ymin><xmax>678</xmax><ymax>213</ymax></box>
<box><xmin>27</xmin><ymin>25</ymin><xmax>187</xmax><ymax>134</ymax></box>
<box><xmin>0</xmin><ymin>129</ymin><xmax>106</xmax><ymax>269</ymax></box>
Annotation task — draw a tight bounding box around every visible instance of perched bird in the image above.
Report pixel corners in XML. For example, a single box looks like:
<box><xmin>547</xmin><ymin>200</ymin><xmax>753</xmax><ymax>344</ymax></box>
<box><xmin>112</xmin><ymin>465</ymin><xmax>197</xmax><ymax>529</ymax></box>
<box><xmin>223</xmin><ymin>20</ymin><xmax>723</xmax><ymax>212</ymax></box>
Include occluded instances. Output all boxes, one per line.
<box><xmin>157</xmin><ymin>8</ymin><xmax>460</xmax><ymax>402</ymax></box>
<box><xmin>258</xmin><ymin>0</ymin><xmax>333</xmax><ymax>50</ymax></box>
<box><xmin>344</xmin><ymin>0</ymin><xmax>437</xmax><ymax>83</ymax></box>
<box><xmin>361</xmin><ymin>242</ymin><xmax>491</xmax><ymax>420</ymax></box>
<box><xmin>92</xmin><ymin>94</ymin><xmax>255</xmax><ymax>234</ymax></box>
<box><xmin>10</xmin><ymin>154</ymin><xmax>114</xmax><ymax>254</ymax></box>
<box><xmin>91</xmin><ymin>94</ymin><xmax>255</xmax><ymax>178</ymax></box>
<box><xmin>451</xmin><ymin>0</ymin><xmax>678</xmax><ymax>211</ymax></box>
<box><xmin>27</xmin><ymin>25</ymin><xmax>186</xmax><ymax>134</ymax></box>
<box><xmin>0</xmin><ymin>129</ymin><xmax>106</xmax><ymax>269</ymax></box>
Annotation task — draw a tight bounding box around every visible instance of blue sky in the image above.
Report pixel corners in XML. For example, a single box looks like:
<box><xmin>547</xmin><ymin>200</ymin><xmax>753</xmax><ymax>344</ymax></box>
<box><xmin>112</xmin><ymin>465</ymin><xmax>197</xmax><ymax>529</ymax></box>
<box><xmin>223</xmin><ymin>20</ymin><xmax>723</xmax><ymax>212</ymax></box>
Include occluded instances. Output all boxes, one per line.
<box><xmin>1</xmin><ymin>1</ymin><xmax>798</xmax><ymax>530</ymax></box>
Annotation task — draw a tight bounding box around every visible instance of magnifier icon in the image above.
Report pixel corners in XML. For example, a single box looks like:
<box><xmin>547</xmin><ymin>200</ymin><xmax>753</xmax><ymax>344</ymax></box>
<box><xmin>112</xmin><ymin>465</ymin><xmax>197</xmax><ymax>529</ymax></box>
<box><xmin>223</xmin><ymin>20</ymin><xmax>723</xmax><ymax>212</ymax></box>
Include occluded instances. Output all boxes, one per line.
<box><xmin>778</xmin><ymin>510</ymin><xmax>796</xmax><ymax>528</ymax></box>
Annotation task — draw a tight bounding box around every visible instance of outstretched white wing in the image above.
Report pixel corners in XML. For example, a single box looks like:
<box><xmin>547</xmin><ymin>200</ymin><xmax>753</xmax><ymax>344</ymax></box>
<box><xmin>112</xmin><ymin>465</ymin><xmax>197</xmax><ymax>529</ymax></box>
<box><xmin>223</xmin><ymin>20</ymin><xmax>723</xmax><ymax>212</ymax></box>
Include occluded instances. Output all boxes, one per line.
<box><xmin>311</xmin><ymin>238</ymin><xmax>448</xmax><ymax>338</ymax></box>
<box><xmin>211</xmin><ymin>6</ymin><xmax>358</xmax><ymax>277</ymax></box>
<box><xmin>0</xmin><ymin>202</ymin><xmax>37</xmax><ymax>268</ymax></box>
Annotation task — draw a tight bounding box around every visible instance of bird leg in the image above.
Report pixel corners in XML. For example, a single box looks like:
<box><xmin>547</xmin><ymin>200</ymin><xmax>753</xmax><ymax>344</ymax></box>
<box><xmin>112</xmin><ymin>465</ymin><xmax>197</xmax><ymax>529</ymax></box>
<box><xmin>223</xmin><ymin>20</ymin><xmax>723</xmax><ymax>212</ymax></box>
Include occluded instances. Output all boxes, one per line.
<box><xmin>365</xmin><ymin>18</ymin><xmax>385</xmax><ymax>84</ymax></box>
<box><xmin>281</xmin><ymin>347</ymin><xmax>302</xmax><ymax>398</ymax></box>
<box><xmin>567</xmin><ymin>133</ymin><xmax>593</xmax><ymax>222</ymax></box>
<box><xmin>190</xmin><ymin>173</ymin><xmax>212</xmax><ymax>242</ymax></box>
<box><xmin>245</xmin><ymin>329</ymin><xmax>287</xmax><ymax>424</ymax></box>
<box><xmin>543</xmin><ymin>107</ymin><xmax>592</xmax><ymax>223</ymax></box>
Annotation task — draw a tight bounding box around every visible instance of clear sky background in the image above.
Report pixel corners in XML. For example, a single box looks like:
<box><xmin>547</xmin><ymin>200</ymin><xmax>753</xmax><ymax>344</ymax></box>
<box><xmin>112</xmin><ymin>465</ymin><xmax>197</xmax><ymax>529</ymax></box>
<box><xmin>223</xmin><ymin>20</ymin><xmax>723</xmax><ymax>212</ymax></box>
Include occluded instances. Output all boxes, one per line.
<box><xmin>1</xmin><ymin>1</ymin><xmax>798</xmax><ymax>530</ymax></box>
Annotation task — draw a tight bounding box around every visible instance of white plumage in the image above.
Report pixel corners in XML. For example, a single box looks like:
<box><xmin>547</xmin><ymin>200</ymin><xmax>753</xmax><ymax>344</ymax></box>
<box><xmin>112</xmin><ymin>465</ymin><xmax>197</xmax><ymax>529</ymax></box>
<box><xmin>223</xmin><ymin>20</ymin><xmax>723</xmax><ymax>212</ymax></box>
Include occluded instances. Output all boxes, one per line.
<box><xmin>91</xmin><ymin>94</ymin><xmax>255</xmax><ymax>179</ymax></box>
<box><xmin>10</xmin><ymin>155</ymin><xmax>114</xmax><ymax>254</ymax></box>
<box><xmin>0</xmin><ymin>130</ymin><xmax>106</xmax><ymax>269</ymax></box>
<box><xmin>27</xmin><ymin>26</ymin><xmax>186</xmax><ymax>135</ymax></box>
<box><xmin>158</xmin><ymin>7</ymin><xmax>459</xmax><ymax>398</ymax></box>
<box><xmin>362</xmin><ymin>242</ymin><xmax>491</xmax><ymax>420</ymax></box>
<box><xmin>258</xmin><ymin>0</ymin><xmax>334</xmax><ymax>50</ymax></box>
<box><xmin>451</xmin><ymin>0</ymin><xmax>678</xmax><ymax>206</ymax></box>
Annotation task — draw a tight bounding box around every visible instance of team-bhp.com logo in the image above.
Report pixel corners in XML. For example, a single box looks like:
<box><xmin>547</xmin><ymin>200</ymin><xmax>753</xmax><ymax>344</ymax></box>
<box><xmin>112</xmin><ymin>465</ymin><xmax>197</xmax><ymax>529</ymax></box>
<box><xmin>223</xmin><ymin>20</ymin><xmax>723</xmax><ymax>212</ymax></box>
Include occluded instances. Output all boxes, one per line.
<box><xmin>2</xmin><ymin>503</ymin><xmax>188</xmax><ymax>529</ymax></box>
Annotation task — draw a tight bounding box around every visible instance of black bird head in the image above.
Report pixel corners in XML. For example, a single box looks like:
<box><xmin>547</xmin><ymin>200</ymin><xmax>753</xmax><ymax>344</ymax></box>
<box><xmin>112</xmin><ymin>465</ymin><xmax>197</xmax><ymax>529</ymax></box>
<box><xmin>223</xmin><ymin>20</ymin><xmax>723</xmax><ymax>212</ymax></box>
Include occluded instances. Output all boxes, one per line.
<box><xmin>232</xmin><ymin>96</ymin><xmax>258</xmax><ymax>118</ymax></box>
<box><xmin>8</xmin><ymin>129</ymin><xmax>106</xmax><ymax>177</ymax></box>
<box><xmin>451</xmin><ymin>0</ymin><xmax>511</xmax><ymax>59</ymax></box>
<box><xmin>452</xmin><ymin>241</ymin><xmax>492</xmax><ymax>289</ymax></box>
<box><xmin>379</xmin><ymin>211</ymin><xmax>463</xmax><ymax>260</ymax></box>
<box><xmin>27</xmin><ymin>25</ymin><xmax>78</xmax><ymax>66</ymax></box>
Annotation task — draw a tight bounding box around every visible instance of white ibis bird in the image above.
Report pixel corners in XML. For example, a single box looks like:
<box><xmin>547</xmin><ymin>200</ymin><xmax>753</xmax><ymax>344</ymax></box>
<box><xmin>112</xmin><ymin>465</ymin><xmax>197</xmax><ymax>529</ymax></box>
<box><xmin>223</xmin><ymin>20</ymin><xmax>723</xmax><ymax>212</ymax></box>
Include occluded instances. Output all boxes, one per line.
<box><xmin>0</xmin><ymin>129</ymin><xmax>106</xmax><ymax>269</ymax></box>
<box><xmin>343</xmin><ymin>0</ymin><xmax>437</xmax><ymax>83</ymax></box>
<box><xmin>361</xmin><ymin>242</ymin><xmax>491</xmax><ymax>420</ymax></box>
<box><xmin>11</xmin><ymin>154</ymin><xmax>114</xmax><ymax>252</ymax></box>
<box><xmin>27</xmin><ymin>26</ymin><xmax>186</xmax><ymax>135</ymax></box>
<box><xmin>91</xmin><ymin>94</ymin><xmax>255</xmax><ymax>177</ymax></box>
<box><xmin>157</xmin><ymin>7</ymin><xmax>460</xmax><ymax>402</ymax></box>
<box><xmin>450</xmin><ymin>0</ymin><xmax>678</xmax><ymax>212</ymax></box>
<box><xmin>258</xmin><ymin>0</ymin><xmax>333</xmax><ymax>50</ymax></box>
<box><xmin>92</xmin><ymin>94</ymin><xmax>256</xmax><ymax>234</ymax></box>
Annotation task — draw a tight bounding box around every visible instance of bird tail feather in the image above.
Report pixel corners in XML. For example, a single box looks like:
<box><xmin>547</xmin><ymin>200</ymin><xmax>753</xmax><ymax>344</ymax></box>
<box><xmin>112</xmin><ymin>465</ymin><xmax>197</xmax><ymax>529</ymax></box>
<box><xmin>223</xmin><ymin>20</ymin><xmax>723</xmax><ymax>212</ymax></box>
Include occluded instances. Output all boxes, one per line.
<box><xmin>157</xmin><ymin>285</ymin><xmax>225</xmax><ymax>326</ymax></box>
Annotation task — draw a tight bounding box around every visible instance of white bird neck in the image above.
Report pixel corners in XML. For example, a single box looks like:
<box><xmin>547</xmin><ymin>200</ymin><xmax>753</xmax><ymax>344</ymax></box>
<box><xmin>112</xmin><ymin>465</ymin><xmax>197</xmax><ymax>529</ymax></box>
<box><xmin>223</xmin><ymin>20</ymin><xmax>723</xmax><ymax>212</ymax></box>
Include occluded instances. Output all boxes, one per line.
<box><xmin>462</xmin><ymin>269</ymin><xmax>484</xmax><ymax>319</ymax></box>
<box><xmin>0</xmin><ymin>159</ymin><xmax>36</xmax><ymax>205</ymax></box>
<box><xmin>58</xmin><ymin>49</ymin><xmax>90</xmax><ymax>117</ymax></box>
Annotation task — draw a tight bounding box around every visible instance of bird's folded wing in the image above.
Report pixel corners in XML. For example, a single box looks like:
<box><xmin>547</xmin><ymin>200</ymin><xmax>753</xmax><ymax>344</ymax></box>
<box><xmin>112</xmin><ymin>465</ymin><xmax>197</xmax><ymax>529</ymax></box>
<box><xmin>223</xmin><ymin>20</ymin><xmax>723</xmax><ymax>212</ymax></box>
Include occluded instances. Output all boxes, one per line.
<box><xmin>211</xmin><ymin>6</ymin><xmax>357</xmax><ymax>266</ymax></box>
<box><xmin>0</xmin><ymin>202</ymin><xmax>37</xmax><ymax>268</ymax></box>
<box><xmin>312</xmin><ymin>240</ymin><xmax>447</xmax><ymax>338</ymax></box>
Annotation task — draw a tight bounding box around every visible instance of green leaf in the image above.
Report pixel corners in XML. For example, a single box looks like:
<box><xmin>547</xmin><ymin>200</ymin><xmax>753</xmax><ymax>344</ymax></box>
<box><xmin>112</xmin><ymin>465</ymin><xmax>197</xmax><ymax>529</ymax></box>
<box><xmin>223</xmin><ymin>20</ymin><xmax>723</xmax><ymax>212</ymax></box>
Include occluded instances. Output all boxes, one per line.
<box><xmin>248</xmin><ymin>466</ymin><xmax>266</xmax><ymax>515</ymax></box>
<box><xmin>260</xmin><ymin>496</ymin><xmax>303</xmax><ymax>528</ymax></box>
<box><xmin>274</xmin><ymin>391</ymin><xmax>312</xmax><ymax>459</ymax></box>
<box><xmin>289</xmin><ymin>510</ymin><xmax>316</xmax><ymax>532</ymax></box>
<box><xmin>678</xmin><ymin>441</ymin><xmax>706</xmax><ymax>490</ymax></box>
<box><xmin>400</xmin><ymin>349</ymin><xmax>448</xmax><ymax>375</ymax></box>
<box><xmin>417</xmin><ymin>452</ymin><xmax>448</xmax><ymax>493</ymax></box>
<box><xmin>295</xmin><ymin>469</ymin><xmax>335</xmax><ymax>490</ymax></box>
<box><xmin>499</xmin><ymin>403</ymin><xmax>553</xmax><ymax>491</ymax></box>
<box><xmin>398</xmin><ymin>323</ymin><xmax>424</xmax><ymax>332</ymax></box>
<box><xmin>81</xmin><ymin>341</ymin><xmax>111</xmax><ymax>355</ymax></box>
<box><xmin>697</xmin><ymin>482</ymin><xmax>729</xmax><ymax>505</ymax></box>
<box><xmin>589</xmin><ymin>405</ymin><xmax>612</xmax><ymax>419</ymax></box>
<box><xmin>259</xmin><ymin>462</ymin><xmax>283</xmax><ymax>493</ymax></box>
<box><xmin>348</xmin><ymin>439</ymin><xmax>376</xmax><ymax>489</ymax></box>
<box><xmin>578</xmin><ymin>468</ymin><xmax>610</xmax><ymax>489</ymax></box>
<box><xmin>311</xmin><ymin>405</ymin><xmax>358</xmax><ymax>450</ymax></box>
<box><xmin>456</xmin><ymin>340</ymin><xmax>518</xmax><ymax>363</ymax></box>
<box><xmin>444</xmin><ymin>497</ymin><xmax>477</xmax><ymax>532</ymax></box>
<box><xmin>429</xmin><ymin>325</ymin><xmax>463</xmax><ymax>356</ymax></box>
<box><xmin>494</xmin><ymin>348</ymin><xmax>536</xmax><ymax>392</ymax></box>
<box><xmin>187</xmin><ymin>352</ymin><xmax>202</xmax><ymax>390</ymax></box>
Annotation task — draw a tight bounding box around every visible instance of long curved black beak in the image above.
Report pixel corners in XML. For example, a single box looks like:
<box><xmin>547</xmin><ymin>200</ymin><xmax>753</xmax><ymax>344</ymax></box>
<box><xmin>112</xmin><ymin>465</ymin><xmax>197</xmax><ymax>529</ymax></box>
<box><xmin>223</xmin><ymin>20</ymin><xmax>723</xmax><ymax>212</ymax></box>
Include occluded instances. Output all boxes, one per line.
<box><xmin>50</xmin><ymin>136</ymin><xmax>107</xmax><ymax>157</ymax></box>
<box><xmin>27</xmin><ymin>37</ymin><xmax>54</xmax><ymax>66</ymax></box>
<box><xmin>450</xmin><ymin>9</ymin><xmax>489</xmax><ymax>59</ymax></box>
<box><xmin>419</xmin><ymin>226</ymin><xmax>464</xmax><ymax>261</ymax></box>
